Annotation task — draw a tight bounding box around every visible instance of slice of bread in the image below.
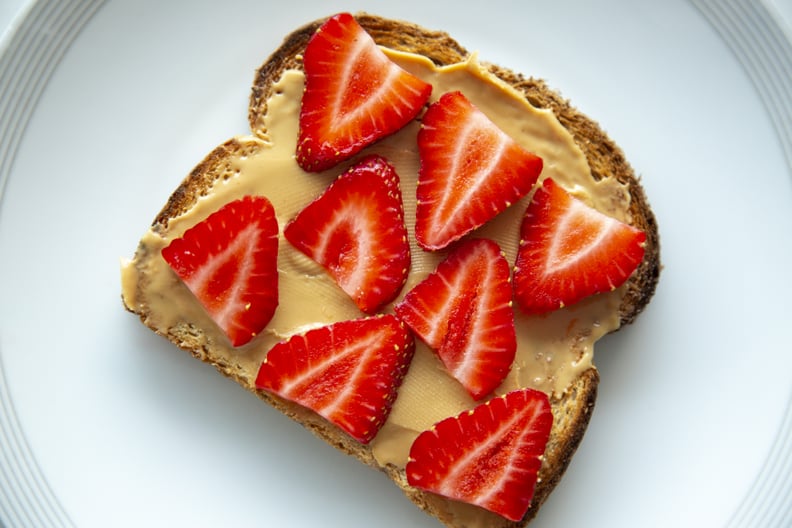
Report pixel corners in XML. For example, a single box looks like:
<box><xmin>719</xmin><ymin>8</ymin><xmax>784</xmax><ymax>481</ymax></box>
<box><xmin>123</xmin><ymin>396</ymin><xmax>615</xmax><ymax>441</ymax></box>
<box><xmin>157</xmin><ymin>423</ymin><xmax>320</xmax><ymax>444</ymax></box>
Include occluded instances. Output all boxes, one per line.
<box><xmin>123</xmin><ymin>13</ymin><xmax>660</xmax><ymax>528</ymax></box>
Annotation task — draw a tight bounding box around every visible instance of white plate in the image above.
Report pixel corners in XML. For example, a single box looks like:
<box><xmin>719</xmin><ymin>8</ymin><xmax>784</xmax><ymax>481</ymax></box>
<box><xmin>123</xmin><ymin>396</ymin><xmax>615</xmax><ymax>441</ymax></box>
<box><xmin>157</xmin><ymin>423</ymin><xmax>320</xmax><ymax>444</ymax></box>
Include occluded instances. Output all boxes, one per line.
<box><xmin>2</xmin><ymin>1</ymin><xmax>791</xmax><ymax>526</ymax></box>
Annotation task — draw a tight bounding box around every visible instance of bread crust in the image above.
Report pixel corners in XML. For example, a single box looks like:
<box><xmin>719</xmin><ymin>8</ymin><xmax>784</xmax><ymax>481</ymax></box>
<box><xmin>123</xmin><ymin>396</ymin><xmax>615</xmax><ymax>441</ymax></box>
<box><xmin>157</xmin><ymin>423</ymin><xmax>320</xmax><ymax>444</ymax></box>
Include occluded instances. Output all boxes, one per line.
<box><xmin>126</xmin><ymin>12</ymin><xmax>660</xmax><ymax>528</ymax></box>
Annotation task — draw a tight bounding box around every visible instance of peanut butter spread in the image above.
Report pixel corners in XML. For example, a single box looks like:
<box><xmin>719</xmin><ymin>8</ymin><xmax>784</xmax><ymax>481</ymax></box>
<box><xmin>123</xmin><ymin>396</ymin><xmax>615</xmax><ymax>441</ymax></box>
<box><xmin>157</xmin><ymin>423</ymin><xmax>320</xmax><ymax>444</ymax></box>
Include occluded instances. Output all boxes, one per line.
<box><xmin>121</xmin><ymin>49</ymin><xmax>630</xmax><ymax>475</ymax></box>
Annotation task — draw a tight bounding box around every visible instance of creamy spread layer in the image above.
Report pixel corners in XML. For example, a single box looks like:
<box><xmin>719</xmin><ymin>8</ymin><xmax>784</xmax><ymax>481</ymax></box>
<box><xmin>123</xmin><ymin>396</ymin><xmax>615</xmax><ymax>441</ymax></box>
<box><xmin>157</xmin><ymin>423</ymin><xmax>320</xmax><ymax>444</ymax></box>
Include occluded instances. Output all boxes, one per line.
<box><xmin>121</xmin><ymin>48</ymin><xmax>631</xmax><ymax>504</ymax></box>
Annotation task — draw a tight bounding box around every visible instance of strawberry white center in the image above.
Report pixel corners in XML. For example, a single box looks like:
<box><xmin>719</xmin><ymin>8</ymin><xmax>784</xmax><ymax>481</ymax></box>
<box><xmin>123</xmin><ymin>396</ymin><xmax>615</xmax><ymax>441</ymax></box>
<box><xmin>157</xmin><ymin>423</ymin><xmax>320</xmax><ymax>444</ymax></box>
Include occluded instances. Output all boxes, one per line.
<box><xmin>544</xmin><ymin>200</ymin><xmax>616</xmax><ymax>274</ymax></box>
<box><xmin>186</xmin><ymin>223</ymin><xmax>260</xmax><ymax>330</ymax></box>
<box><xmin>446</xmin><ymin>249</ymin><xmax>501</xmax><ymax>381</ymax></box>
<box><xmin>434</xmin><ymin>114</ymin><xmax>509</xmax><ymax>233</ymax></box>
<box><xmin>314</xmin><ymin>205</ymin><xmax>373</xmax><ymax>296</ymax></box>
<box><xmin>334</xmin><ymin>40</ymin><xmax>401</xmax><ymax>130</ymax></box>
<box><xmin>280</xmin><ymin>330</ymin><xmax>383</xmax><ymax>418</ymax></box>
<box><xmin>439</xmin><ymin>402</ymin><xmax>545</xmax><ymax>502</ymax></box>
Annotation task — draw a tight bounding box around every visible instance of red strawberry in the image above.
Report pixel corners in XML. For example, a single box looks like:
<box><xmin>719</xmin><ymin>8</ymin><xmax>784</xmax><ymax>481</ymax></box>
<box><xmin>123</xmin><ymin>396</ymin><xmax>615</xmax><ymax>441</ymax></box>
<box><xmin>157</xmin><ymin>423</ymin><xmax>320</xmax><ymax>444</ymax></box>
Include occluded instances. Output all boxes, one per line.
<box><xmin>161</xmin><ymin>195</ymin><xmax>279</xmax><ymax>347</ymax></box>
<box><xmin>394</xmin><ymin>238</ymin><xmax>516</xmax><ymax>400</ymax></box>
<box><xmin>255</xmin><ymin>314</ymin><xmax>415</xmax><ymax>444</ymax></box>
<box><xmin>406</xmin><ymin>388</ymin><xmax>553</xmax><ymax>521</ymax></box>
<box><xmin>514</xmin><ymin>177</ymin><xmax>646</xmax><ymax>314</ymax></box>
<box><xmin>297</xmin><ymin>12</ymin><xmax>433</xmax><ymax>172</ymax></box>
<box><xmin>415</xmin><ymin>91</ymin><xmax>543</xmax><ymax>250</ymax></box>
<box><xmin>284</xmin><ymin>154</ymin><xmax>411</xmax><ymax>314</ymax></box>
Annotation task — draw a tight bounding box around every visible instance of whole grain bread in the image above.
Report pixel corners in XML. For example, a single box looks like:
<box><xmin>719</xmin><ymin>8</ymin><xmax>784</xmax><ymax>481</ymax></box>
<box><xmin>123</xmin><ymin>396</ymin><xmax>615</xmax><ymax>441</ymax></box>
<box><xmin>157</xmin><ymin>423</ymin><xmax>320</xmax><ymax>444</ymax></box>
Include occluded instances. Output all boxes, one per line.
<box><xmin>123</xmin><ymin>13</ymin><xmax>660</xmax><ymax>528</ymax></box>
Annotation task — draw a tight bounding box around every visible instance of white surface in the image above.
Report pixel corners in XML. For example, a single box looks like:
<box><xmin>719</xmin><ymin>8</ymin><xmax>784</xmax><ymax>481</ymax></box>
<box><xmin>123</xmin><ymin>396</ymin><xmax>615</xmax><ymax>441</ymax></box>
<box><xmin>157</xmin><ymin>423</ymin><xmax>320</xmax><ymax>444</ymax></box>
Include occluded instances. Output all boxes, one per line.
<box><xmin>1</xmin><ymin>1</ymin><xmax>791</xmax><ymax>527</ymax></box>
<box><xmin>767</xmin><ymin>0</ymin><xmax>792</xmax><ymax>35</ymax></box>
<box><xmin>0</xmin><ymin>0</ymin><xmax>27</xmax><ymax>45</ymax></box>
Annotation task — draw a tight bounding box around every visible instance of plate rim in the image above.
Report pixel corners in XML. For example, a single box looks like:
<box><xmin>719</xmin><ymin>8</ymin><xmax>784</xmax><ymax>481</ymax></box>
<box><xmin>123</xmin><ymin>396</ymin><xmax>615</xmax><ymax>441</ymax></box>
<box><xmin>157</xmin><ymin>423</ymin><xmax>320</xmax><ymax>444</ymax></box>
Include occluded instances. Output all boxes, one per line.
<box><xmin>1</xmin><ymin>0</ymin><xmax>791</xmax><ymax>526</ymax></box>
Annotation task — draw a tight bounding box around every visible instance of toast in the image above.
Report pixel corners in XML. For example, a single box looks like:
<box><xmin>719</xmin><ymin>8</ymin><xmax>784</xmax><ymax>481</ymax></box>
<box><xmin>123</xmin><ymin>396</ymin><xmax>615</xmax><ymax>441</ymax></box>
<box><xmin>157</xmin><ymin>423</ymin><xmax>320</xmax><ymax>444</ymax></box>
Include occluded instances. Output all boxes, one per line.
<box><xmin>122</xmin><ymin>13</ymin><xmax>660</xmax><ymax>528</ymax></box>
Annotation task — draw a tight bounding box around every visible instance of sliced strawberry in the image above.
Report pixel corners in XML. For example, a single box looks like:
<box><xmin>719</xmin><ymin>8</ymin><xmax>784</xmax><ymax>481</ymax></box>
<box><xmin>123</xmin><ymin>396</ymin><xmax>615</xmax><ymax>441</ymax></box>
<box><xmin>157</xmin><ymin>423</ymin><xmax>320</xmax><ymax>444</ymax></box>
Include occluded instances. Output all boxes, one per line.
<box><xmin>415</xmin><ymin>91</ymin><xmax>543</xmax><ymax>250</ymax></box>
<box><xmin>284</xmin><ymin>154</ymin><xmax>411</xmax><ymax>314</ymax></box>
<box><xmin>161</xmin><ymin>195</ymin><xmax>279</xmax><ymax>347</ymax></box>
<box><xmin>255</xmin><ymin>314</ymin><xmax>415</xmax><ymax>444</ymax></box>
<box><xmin>406</xmin><ymin>388</ymin><xmax>553</xmax><ymax>521</ymax></box>
<box><xmin>296</xmin><ymin>12</ymin><xmax>433</xmax><ymax>172</ymax></box>
<box><xmin>394</xmin><ymin>238</ymin><xmax>516</xmax><ymax>400</ymax></box>
<box><xmin>514</xmin><ymin>177</ymin><xmax>646</xmax><ymax>314</ymax></box>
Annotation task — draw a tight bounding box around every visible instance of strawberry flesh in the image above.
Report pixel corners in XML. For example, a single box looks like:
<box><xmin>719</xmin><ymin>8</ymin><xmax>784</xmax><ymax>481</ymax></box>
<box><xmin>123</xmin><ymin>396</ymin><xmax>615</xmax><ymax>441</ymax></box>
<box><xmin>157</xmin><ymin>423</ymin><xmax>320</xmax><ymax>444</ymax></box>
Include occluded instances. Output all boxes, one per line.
<box><xmin>284</xmin><ymin>154</ymin><xmax>411</xmax><ymax>314</ymax></box>
<box><xmin>514</xmin><ymin>177</ymin><xmax>646</xmax><ymax>314</ymax></box>
<box><xmin>406</xmin><ymin>388</ymin><xmax>553</xmax><ymax>521</ymax></box>
<box><xmin>416</xmin><ymin>91</ymin><xmax>543</xmax><ymax>250</ymax></box>
<box><xmin>161</xmin><ymin>195</ymin><xmax>279</xmax><ymax>347</ymax></box>
<box><xmin>394</xmin><ymin>238</ymin><xmax>516</xmax><ymax>400</ymax></box>
<box><xmin>255</xmin><ymin>314</ymin><xmax>415</xmax><ymax>444</ymax></box>
<box><xmin>297</xmin><ymin>13</ymin><xmax>432</xmax><ymax>172</ymax></box>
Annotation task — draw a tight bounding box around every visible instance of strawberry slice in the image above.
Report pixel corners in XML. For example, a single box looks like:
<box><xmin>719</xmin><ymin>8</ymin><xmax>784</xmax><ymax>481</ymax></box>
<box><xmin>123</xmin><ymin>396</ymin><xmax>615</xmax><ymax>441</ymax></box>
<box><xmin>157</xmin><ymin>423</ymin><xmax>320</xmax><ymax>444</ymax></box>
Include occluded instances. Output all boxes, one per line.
<box><xmin>406</xmin><ymin>388</ymin><xmax>553</xmax><ymax>521</ymax></box>
<box><xmin>297</xmin><ymin>12</ymin><xmax>433</xmax><ymax>172</ymax></box>
<box><xmin>255</xmin><ymin>314</ymin><xmax>415</xmax><ymax>444</ymax></box>
<box><xmin>514</xmin><ymin>177</ymin><xmax>646</xmax><ymax>314</ymax></box>
<box><xmin>284</xmin><ymin>154</ymin><xmax>411</xmax><ymax>314</ymax></box>
<box><xmin>394</xmin><ymin>238</ymin><xmax>516</xmax><ymax>400</ymax></box>
<box><xmin>415</xmin><ymin>91</ymin><xmax>543</xmax><ymax>250</ymax></box>
<box><xmin>161</xmin><ymin>195</ymin><xmax>279</xmax><ymax>347</ymax></box>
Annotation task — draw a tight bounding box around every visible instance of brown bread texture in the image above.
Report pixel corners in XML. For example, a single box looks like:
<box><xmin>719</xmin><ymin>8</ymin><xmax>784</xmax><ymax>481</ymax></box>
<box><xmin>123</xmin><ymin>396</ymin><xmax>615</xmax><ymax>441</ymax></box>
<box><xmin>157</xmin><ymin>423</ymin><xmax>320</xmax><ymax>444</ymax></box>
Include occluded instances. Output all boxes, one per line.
<box><xmin>124</xmin><ymin>13</ymin><xmax>660</xmax><ymax>528</ymax></box>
